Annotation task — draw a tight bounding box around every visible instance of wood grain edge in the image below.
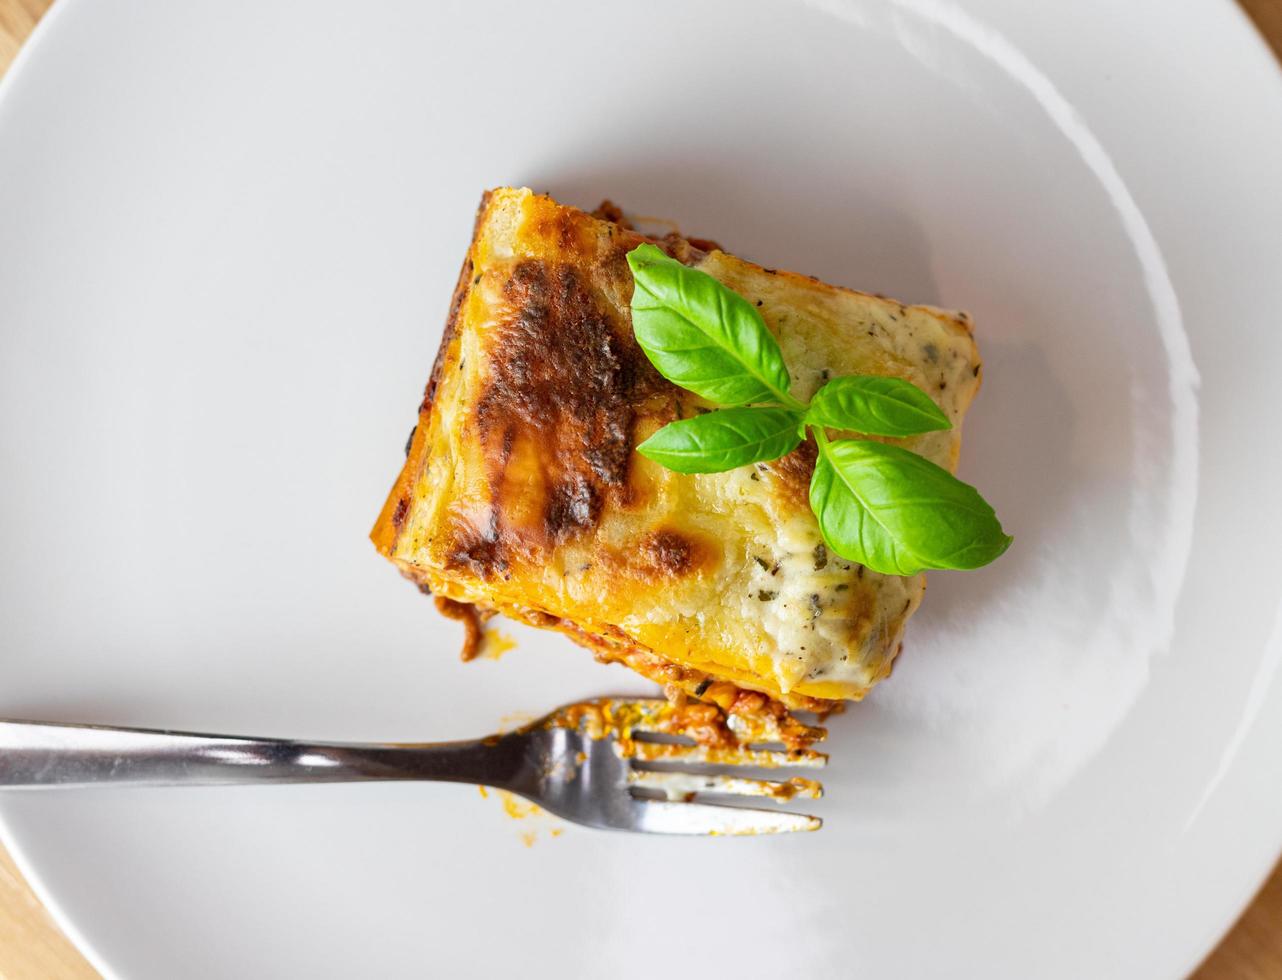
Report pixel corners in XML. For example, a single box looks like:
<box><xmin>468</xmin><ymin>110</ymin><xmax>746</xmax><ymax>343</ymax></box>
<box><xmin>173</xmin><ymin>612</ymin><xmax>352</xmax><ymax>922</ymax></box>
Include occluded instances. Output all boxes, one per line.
<box><xmin>1196</xmin><ymin>866</ymin><xmax>1282</xmax><ymax>979</ymax></box>
<box><xmin>1240</xmin><ymin>0</ymin><xmax>1282</xmax><ymax>62</ymax></box>
<box><xmin>0</xmin><ymin>0</ymin><xmax>49</xmax><ymax>76</ymax></box>
<box><xmin>0</xmin><ymin>0</ymin><xmax>1280</xmax><ymax>978</ymax></box>
<box><xmin>0</xmin><ymin>842</ymin><xmax>97</xmax><ymax>979</ymax></box>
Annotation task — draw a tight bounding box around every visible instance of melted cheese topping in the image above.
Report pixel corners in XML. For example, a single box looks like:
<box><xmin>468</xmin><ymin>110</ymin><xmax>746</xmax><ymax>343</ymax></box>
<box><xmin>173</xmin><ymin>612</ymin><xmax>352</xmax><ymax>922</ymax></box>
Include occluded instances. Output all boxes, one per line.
<box><xmin>373</xmin><ymin>187</ymin><xmax>981</xmax><ymax>708</ymax></box>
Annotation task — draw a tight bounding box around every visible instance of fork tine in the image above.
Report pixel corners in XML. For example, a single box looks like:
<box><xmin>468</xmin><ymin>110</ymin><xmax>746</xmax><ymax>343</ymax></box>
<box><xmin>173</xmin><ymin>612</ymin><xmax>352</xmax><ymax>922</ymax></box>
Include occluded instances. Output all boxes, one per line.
<box><xmin>628</xmin><ymin>768</ymin><xmax>822</xmax><ymax>800</ymax></box>
<box><xmin>627</xmin><ymin>741</ymin><xmax>827</xmax><ymax>769</ymax></box>
<box><xmin>630</xmin><ymin>798</ymin><xmax>821</xmax><ymax>835</ymax></box>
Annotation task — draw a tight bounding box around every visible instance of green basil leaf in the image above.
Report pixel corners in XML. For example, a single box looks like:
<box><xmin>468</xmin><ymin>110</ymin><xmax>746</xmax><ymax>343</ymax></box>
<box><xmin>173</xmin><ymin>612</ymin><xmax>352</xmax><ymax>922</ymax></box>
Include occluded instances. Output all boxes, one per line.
<box><xmin>806</xmin><ymin>375</ymin><xmax>951</xmax><ymax>436</ymax></box>
<box><xmin>809</xmin><ymin>438</ymin><xmax>1011</xmax><ymax>575</ymax></box>
<box><xmin>627</xmin><ymin>243</ymin><xmax>795</xmax><ymax>407</ymax></box>
<box><xmin>637</xmin><ymin>407</ymin><xmax>803</xmax><ymax>474</ymax></box>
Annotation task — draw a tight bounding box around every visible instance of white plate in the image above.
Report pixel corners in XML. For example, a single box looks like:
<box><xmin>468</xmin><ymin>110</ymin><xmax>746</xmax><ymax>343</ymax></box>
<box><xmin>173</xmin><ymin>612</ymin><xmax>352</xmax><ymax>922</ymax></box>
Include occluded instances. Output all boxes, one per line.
<box><xmin>2</xmin><ymin>0</ymin><xmax>1281</xmax><ymax>976</ymax></box>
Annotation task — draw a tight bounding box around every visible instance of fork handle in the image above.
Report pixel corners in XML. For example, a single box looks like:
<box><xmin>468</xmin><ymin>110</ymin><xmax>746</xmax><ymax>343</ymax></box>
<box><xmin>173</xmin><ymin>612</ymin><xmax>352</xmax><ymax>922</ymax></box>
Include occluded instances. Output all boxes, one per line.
<box><xmin>0</xmin><ymin>719</ymin><xmax>518</xmax><ymax>789</ymax></box>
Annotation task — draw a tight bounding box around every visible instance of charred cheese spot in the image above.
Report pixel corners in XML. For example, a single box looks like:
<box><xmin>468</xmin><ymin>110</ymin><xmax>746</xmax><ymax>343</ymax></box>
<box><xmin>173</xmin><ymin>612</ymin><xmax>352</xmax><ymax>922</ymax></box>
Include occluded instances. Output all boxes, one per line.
<box><xmin>587</xmin><ymin>528</ymin><xmax>719</xmax><ymax>583</ymax></box>
<box><xmin>641</xmin><ymin>528</ymin><xmax>706</xmax><ymax>577</ymax></box>
<box><xmin>531</xmin><ymin>206</ymin><xmax>594</xmax><ymax>254</ymax></box>
<box><xmin>459</xmin><ymin>259</ymin><xmax>669</xmax><ymax>567</ymax></box>
<box><xmin>444</xmin><ymin>510</ymin><xmax>509</xmax><ymax>577</ymax></box>
<box><xmin>544</xmin><ymin>477</ymin><xmax>602</xmax><ymax>539</ymax></box>
<box><xmin>761</xmin><ymin>440</ymin><xmax>818</xmax><ymax>510</ymax></box>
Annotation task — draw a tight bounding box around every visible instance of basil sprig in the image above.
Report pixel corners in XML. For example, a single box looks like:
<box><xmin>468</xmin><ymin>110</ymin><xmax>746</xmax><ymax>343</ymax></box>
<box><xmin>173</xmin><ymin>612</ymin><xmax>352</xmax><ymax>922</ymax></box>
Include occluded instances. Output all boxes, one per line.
<box><xmin>637</xmin><ymin>406</ymin><xmax>804</xmax><ymax>474</ymax></box>
<box><xmin>809</xmin><ymin>437</ymin><xmax>1009</xmax><ymax>574</ymax></box>
<box><xmin>806</xmin><ymin>375</ymin><xmax>950</xmax><ymax>436</ymax></box>
<box><xmin>628</xmin><ymin>244</ymin><xmax>1010</xmax><ymax>575</ymax></box>
<box><xmin>626</xmin><ymin>245</ymin><xmax>800</xmax><ymax>407</ymax></box>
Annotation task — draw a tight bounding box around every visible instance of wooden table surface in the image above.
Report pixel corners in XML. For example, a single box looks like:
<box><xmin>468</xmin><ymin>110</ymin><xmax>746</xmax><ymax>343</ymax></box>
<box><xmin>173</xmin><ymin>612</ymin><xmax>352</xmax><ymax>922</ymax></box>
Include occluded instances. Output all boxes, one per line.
<box><xmin>2</xmin><ymin>0</ymin><xmax>1281</xmax><ymax>976</ymax></box>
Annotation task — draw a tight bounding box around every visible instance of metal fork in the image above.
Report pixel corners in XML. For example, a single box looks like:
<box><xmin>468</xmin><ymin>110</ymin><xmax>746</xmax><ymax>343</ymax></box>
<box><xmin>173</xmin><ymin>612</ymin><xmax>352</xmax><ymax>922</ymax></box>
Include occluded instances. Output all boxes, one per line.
<box><xmin>0</xmin><ymin>699</ymin><xmax>825</xmax><ymax>835</ymax></box>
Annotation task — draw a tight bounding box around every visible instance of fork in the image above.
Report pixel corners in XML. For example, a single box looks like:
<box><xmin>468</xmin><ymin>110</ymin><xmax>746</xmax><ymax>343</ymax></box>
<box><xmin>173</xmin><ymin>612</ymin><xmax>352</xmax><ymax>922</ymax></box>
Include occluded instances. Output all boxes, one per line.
<box><xmin>0</xmin><ymin>698</ymin><xmax>825</xmax><ymax>835</ymax></box>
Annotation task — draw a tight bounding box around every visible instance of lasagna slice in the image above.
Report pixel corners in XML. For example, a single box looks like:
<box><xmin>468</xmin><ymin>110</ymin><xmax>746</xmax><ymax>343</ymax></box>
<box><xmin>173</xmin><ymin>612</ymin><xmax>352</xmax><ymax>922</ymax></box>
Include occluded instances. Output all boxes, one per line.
<box><xmin>373</xmin><ymin>187</ymin><xmax>981</xmax><ymax>736</ymax></box>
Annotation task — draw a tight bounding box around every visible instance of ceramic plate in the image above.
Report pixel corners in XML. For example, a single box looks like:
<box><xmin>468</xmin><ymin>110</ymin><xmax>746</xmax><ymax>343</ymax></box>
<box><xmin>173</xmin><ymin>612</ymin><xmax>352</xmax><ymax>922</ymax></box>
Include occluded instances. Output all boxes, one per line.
<box><xmin>2</xmin><ymin>0</ymin><xmax>1281</xmax><ymax>976</ymax></box>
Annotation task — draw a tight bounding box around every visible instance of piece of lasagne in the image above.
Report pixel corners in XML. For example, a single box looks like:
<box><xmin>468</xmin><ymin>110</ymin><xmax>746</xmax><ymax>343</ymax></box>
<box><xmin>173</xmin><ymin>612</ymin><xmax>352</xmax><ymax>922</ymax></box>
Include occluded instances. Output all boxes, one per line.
<box><xmin>373</xmin><ymin>187</ymin><xmax>982</xmax><ymax>738</ymax></box>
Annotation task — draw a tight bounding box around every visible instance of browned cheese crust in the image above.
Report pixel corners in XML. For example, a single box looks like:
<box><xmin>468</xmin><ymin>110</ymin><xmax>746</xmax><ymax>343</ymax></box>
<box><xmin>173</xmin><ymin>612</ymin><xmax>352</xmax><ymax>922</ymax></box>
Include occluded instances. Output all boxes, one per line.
<box><xmin>373</xmin><ymin>188</ymin><xmax>982</xmax><ymax>741</ymax></box>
